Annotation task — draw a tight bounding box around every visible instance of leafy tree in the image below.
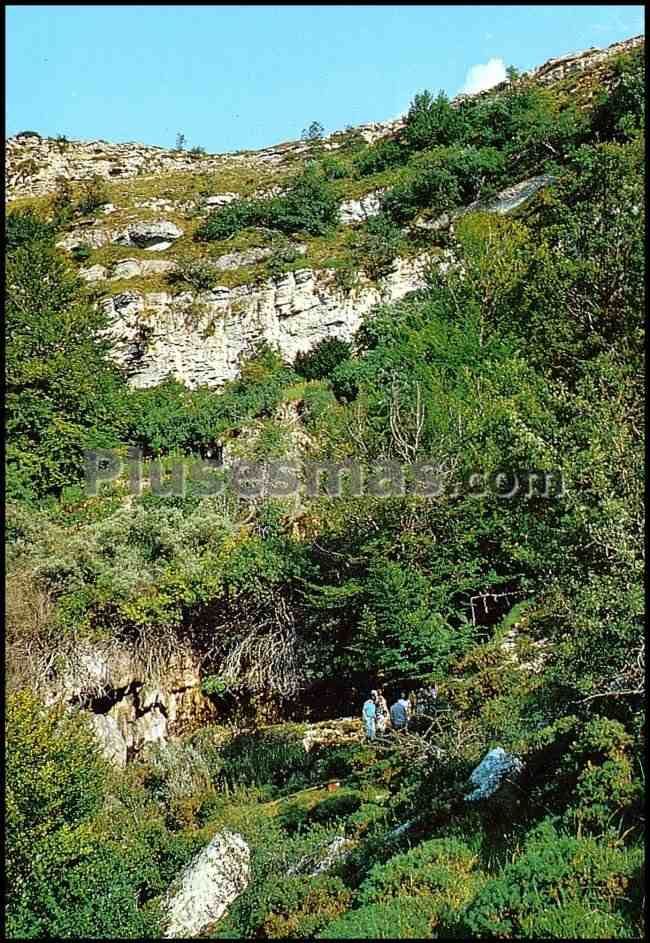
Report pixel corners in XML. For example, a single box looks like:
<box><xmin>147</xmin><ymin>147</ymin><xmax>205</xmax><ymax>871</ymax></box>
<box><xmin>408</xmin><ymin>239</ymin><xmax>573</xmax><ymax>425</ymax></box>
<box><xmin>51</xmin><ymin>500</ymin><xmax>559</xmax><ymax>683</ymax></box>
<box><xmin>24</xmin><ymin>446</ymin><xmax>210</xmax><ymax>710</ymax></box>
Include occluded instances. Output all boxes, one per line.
<box><xmin>302</xmin><ymin>120</ymin><xmax>325</xmax><ymax>142</ymax></box>
<box><xmin>403</xmin><ymin>90</ymin><xmax>465</xmax><ymax>151</ymax></box>
<box><xmin>5</xmin><ymin>214</ymin><xmax>130</xmax><ymax>498</ymax></box>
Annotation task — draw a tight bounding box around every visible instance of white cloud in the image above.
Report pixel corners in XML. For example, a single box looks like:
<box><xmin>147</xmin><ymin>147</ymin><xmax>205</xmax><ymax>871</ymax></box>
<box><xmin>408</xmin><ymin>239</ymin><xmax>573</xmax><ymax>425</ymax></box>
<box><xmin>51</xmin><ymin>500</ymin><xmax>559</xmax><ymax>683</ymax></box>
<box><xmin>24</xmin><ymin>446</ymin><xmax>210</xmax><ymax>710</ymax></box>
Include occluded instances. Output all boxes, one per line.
<box><xmin>461</xmin><ymin>57</ymin><xmax>507</xmax><ymax>95</ymax></box>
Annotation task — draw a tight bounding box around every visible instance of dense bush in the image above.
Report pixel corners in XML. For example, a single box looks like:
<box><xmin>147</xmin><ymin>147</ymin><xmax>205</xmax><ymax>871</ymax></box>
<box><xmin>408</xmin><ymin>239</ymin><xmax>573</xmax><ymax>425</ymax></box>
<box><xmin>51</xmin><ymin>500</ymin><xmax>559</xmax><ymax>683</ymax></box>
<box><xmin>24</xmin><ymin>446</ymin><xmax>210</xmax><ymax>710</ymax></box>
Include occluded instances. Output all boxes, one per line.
<box><xmin>353</xmin><ymin>212</ymin><xmax>404</xmax><ymax>277</ymax></box>
<box><xmin>195</xmin><ymin>168</ymin><xmax>339</xmax><ymax>242</ymax></box>
<box><xmin>6</xmin><ymin>691</ymin><xmax>162</xmax><ymax>938</ymax></box>
<box><xmin>403</xmin><ymin>89</ymin><xmax>463</xmax><ymax>150</ymax></box>
<box><xmin>457</xmin><ymin>820</ymin><xmax>644</xmax><ymax>938</ymax></box>
<box><xmin>319</xmin><ymin>896</ymin><xmax>437</xmax><ymax>938</ymax></box>
<box><xmin>354</xmin><ymin>137</ymin><xmax>406</xmax><ymax>176</ymax></box>
<box><xmin>195</xmin><ymin>198</ymin><xmax>261</xmax><ymax>241</ymax></box>
<box><xmin>294</xmin><ymin>337</ymin><xmax>353</xmax><ymax>381</ymax></box>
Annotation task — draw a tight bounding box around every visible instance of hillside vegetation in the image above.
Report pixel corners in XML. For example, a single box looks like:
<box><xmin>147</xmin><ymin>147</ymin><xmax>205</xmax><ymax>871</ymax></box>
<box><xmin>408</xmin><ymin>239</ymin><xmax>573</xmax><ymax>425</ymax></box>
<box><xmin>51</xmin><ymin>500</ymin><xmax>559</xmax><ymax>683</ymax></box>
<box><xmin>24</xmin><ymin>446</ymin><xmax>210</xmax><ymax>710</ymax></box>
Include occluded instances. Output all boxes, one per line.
<box><xmin>5</xmin><ymin>41</ymin><xmax>645</xmax><ymax>939</ymax></box>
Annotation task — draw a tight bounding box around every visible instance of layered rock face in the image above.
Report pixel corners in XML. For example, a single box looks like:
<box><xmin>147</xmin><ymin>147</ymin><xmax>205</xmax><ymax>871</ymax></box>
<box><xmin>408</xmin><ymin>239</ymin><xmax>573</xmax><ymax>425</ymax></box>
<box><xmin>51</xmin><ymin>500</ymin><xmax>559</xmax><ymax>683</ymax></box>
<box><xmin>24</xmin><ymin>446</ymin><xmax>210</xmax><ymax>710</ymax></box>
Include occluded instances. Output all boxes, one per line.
<box><xmin>99</xmin><ymin>253</ymin><xmax>436</xmax><ymax>389</ymax></box>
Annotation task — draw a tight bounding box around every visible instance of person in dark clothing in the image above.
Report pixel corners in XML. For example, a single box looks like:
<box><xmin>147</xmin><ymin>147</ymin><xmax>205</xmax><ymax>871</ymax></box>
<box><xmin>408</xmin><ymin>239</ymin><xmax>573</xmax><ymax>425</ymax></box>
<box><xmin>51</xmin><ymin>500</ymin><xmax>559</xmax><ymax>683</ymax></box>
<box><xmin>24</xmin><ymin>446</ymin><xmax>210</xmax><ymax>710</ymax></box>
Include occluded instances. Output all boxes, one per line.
<box><xmin>390</xmin><ymin>692</ymin><xmax>410</xmax><ymax>731</ymax></box>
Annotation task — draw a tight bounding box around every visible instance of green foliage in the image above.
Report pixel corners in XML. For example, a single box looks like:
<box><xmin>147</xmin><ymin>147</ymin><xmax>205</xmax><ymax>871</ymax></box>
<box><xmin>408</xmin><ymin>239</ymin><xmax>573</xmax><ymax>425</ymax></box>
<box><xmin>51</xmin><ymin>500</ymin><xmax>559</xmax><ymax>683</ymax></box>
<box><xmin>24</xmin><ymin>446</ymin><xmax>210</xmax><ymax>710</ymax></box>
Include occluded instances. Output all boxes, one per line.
<box><xmin>294</xmin><ymin>337</ymin><xmax>353</xmax><ymax>381</ymax></box>
<box><xmin>354</xmin><ymin>137</ymin><xmax>406</xmax><ymax>176</ymax></box>
<box><xmin>319</xmin><ymin>896</ymin><xmax>436</xmax><ymax>939</ymax></box>
<box><xmin>382</xmin><ymin>161</ymin><xmax>460</xmax><ymax>223</ymax></box>
<box><xmin>404</xmin><ymin>89</ymin><xmax>463</xmax><ymax>150</ymax></box>
<box><xmin>6</xmin><ymin>691</ymin><xmax>161</xmax><ymax>939</ymax></box>
<box><xmin>265</xmin><ymin>167</ymin><xmax>339</xmax><ymax>235</ymax></box>
<box><xmin>195</xmin><ymin>167</ymin><xmax>339</xmax><ymax>240</ymax></box>
<box><xmin>6</xmin><ymin>223</ymin><xmax>130</xmax><ymax>499</ymax></box>
<box><xmin>320</xmin><ymin>155</ymin><xmax>350</xmax><ymax>180</ymax></box>
<box><xmin>458</xmin><ymin>820</ymin><xmax>644</xmax><ymax>938</ymax></box>
<box><xmin>76</xmin><ymin>174</ymin><xmax>110</xmax><ymax>215</ymax></box>
<box><xmin>6</xmin><ymin>208</ymin><xmax>54</xmax><ymax>251</ymax></box>
<box><xmin>195</xmin><ymin>198</ymin><xmax>261</xmax><ymax>241</ymax></box>
<box><xmin>302</xmin><ymin>120</ymin><xmax>325</xmax><ymax>142</ymax></box>
<box><xmin>592</xmin><ymin>47</ymin><xmax>645</xmax><ymax>140</ymax></box>
<box><xmin>5</xmin><ymin>48</ymin><xmax>646</xmax><ymax>941</ymax></box>
<box><xmin>168</xmin><ymin>255</ymin><xmax>218</xmax><ymax>291</ymax></box>
<box><xmin>353</xmin><ymin>213</ymin><xmax>404</xmax><ymax>278</ymax></box>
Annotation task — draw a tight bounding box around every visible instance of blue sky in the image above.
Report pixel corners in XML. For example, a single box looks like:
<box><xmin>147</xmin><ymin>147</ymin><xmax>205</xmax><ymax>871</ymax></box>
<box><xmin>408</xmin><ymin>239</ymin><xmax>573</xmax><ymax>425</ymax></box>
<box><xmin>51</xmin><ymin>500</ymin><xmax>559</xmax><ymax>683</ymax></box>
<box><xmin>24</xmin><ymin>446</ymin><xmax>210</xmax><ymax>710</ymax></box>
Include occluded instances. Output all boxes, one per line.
<box><xmin>6</xmin><ymin>4</ymin><xmax>645</xmax><ymax>152</ymax></box>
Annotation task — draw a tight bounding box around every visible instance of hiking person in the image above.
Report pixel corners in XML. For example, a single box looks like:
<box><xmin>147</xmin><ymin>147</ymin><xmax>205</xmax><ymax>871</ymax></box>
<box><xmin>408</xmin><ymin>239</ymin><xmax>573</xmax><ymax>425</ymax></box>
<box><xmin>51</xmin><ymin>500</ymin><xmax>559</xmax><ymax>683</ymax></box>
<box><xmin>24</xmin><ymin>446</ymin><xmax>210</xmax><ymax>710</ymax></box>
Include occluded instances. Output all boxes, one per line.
<box><xmin>375</xmin><ymin>689</ymin><xmax>389</xmax><ymax>735</ymax></box>
<box><xmin>390</xmin><ymin>692</ymin><xmax>411</xmax><ymax>732</ymax></box>
<box><xmin>418</xmin><ymin>683</ymin><xmax>438</xmax><ymax>717</ymax></box>
<box><xmin>362</xmin><ymin>691</ymin><xmax>377</xmax><ymax>740</ymax></box>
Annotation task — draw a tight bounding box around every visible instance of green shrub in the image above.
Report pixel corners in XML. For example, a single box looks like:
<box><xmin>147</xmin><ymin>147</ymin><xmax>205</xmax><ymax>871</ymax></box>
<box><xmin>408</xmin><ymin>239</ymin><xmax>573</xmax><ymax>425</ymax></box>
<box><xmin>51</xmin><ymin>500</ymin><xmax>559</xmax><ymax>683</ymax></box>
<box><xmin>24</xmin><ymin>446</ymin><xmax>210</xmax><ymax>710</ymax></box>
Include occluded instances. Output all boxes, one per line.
<box><xmin>265</xmin><ymin>167</ymin><xmax>339</xmax><ymax>236</ymax></box>
<box><xmin>168</xmin><ymin>255</ymin><xmax>217</xmax><ymax>291</ymax></box>
<box><xmin>353</xmin><ymin>213</ymin><xmax>404</xmax><ymax>278</ymax></box>
<box><xmin>357</xmin><ymin>836</ymin><xmax>480</xmax><ymax>918</ymax></box>
<box><xmin>76</xmin><ymin>174</ymin><xmax>109</xmax><ymax>215</ymax></box>
<box><xmin>196</xmin><ymin>168</ymin><xmax>338</xmax><ymax>240</ymax></box>
<box><xmin>300</xmin><ymin>382</ymin><xmax>338</xmax><ymax>429</ymax></box>
<box><xmin>195</xmin><ymin>198</ymin><xmax>261</xmax><ymax>241</ymax></box>
<box><xmin>382</xmin><ymin>162</ymin><xmax>460</xmax><ymax>223</ymax></box>
<box><xmin>6</xmin><ymin>209</ymin><xmax>54</xmax><ymax>251</ymax></box>
<box><xmin>266</xmin><ymin>234</ymin><xmax>300</xmax><ymax>280</ymax></box>
<box><xmin>6</xmin><ymin>691</ymin><xmax>162</xmax><ymax>938</ymax></box>
<box><xmin>458</xmin><ymin>820</ymin><xmax>644</xmax><ymax>939</ymax></box>
<box><xmin>308</xmin><ymin>789</ymin><xmax>363</xmax><ymax>825</ymax></box>
<box><xmin>71</xmin><ymin>242</ymin><xmax>93</xmax><ymax>262</ymax></box>
<box><xmin>319</xmin><ymin>896</ymin><xmax>436</xmax><ymax>938</ymax></box>
<box><xmin>294</xmin><ymin>337</ymin><xmax>353</xmax><ymax>381</ymax></box>
<box><xmin>320</xmin><ymin>155</ymin><xmax>350</xmax><ymax>180</ymax></box>
<box><xmin>302</xmin><ymin>120</ymin><xmax>325</xmax><ymax>142</ymax></box>
<box><xmin>218</xmin><ymin>728</ymin><xmax>313</xmax><ymax>793</ymax></box>
<box><xmin>404</xmin><ymin>89</ymin><xmax>464</xmax><ymax>151</ymax></box>
<box><xmin>354</xmin><ymin>138</ymin><xmax>406</xmax><ymax>176</ymax></box>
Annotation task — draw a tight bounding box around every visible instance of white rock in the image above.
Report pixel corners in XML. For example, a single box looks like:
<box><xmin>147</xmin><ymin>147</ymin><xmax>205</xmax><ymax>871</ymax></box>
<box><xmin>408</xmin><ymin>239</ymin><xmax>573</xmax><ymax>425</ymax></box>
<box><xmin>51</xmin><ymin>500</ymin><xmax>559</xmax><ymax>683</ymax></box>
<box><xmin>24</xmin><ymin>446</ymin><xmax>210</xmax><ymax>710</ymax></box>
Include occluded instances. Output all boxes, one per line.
<box><xmin>164</xmin><ymin>831</ymin><xmax>250</xmax><ymax>938</ymax></box>
<box><xmin>90</xmin><ymin>713</ymin><xmax>127</xmax><ymax>768</ymax></box>
<box><xmin>464</xmin><ymin>747</ymin><xmax>524</xmax><ymax>802</ymax></box>
<box><xmin>79</xmin><ymin>264</ymin><xmax>107</xmax><ymax>282</ymax></box>
<box><xmin>340</xmin><ymin>190</ymin><xmax>385</xmax><ymax>224</ymax></box>
<box><xmin>102</xmin><ymin>251</ymin><xmax>436</xmax><ymax>389</ymax></box>
<box><xmin>114</xmin><ymin>220</ymin><xmax>183</xmax><ymax>250</ymax></box>
<box><xmin>112</xmin><ymin>259</ymin><xmax>142</xmax><ymax>279</ymax></box>
<box><xmin>204</xmin><ymin>193</ymin><xmax>239</xmax><ymax>207</ymax></box>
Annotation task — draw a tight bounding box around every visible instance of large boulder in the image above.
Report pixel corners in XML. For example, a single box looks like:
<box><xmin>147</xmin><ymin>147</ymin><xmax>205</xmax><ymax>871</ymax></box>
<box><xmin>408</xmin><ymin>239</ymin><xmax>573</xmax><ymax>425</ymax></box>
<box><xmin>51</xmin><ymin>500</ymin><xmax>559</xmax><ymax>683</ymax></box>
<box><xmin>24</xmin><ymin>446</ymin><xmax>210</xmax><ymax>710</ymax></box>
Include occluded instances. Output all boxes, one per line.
<box><xmin>163</xmin><ymin>830</ymin><xmax>250</xmax><ymax>938</ymax></box>
<box><xmin>464</xmin><ymin>747</ymin><xmax>524</xmax><ymax>802</ymax></box>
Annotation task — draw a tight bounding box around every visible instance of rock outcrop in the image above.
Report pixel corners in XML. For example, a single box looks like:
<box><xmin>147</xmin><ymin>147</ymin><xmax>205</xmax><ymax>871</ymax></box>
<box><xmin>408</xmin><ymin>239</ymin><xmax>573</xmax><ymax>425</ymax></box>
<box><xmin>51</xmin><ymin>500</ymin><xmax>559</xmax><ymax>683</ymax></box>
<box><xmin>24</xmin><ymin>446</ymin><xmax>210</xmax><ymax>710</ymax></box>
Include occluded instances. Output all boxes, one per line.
<box><xmin>44</xmin><ymin>643</ymin><xmax>215</xmax><ymax>764</ymax></box>
<box><xmin>163</xmin><ymin>831</ymin><xmax>250</xmax><ymax>938</ymax></box>
<box><xmin>99</xmin><ymin>253</ymin><xmax>437</xmax><ymax>389</ymax></box>
<box><xmin>114</xmin><ymin>220</ymin><xmax>184</xmax><ymax>250</ymax></box>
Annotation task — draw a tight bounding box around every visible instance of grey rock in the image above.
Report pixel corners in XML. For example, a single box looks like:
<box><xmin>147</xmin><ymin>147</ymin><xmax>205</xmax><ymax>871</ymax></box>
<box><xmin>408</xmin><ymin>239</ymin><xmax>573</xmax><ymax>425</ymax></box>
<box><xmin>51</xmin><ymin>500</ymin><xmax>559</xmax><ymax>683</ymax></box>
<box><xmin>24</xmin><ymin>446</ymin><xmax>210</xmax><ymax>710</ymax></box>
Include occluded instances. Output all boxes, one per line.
<box><xmin>465</xmin><ymin>747</ymin><xmax>524</xmax><ymax>802</ymax></box>
<box><xmin>204</xmin><ymin>192</ymin><xmax>239</xmax><ymax>207</ymax></box>
<box><xmin>340</xmin><ymin>190</ymin><xmax>384</xmax><ymax>224</ymax></box>
<box><xmin>111</xmin><ymin>259</ymin><xmax>142</xmax><ymax>279</ymax></box>
<box><xmin>114</xmin><ymin>220</ymin><xmax>183</xmax><ymax>249</ymax></box>
<box><xmin>90</xmin><ymin>713</ymin><xmax>127</xmax><ymax>768</ymax></box>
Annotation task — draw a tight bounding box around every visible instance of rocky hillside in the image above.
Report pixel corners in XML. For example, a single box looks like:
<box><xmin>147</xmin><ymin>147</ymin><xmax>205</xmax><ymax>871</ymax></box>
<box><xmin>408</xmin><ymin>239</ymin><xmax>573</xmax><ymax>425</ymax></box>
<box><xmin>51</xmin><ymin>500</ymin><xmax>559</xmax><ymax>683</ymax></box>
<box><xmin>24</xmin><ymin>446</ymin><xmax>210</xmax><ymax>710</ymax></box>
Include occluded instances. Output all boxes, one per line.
<box><xmin>6</xmin><ymin>28</ymin><xmax>644</xmax><ymax>940</ymax></box>
<box><xmin>5</xmin><ymin>34</ymin><xmax>642</xmax><ymax>200</ymax></box>
<box><xmin>5</xmin><ymin>34</ymin><xmax>644</xmax><ymax>391</ymax></box>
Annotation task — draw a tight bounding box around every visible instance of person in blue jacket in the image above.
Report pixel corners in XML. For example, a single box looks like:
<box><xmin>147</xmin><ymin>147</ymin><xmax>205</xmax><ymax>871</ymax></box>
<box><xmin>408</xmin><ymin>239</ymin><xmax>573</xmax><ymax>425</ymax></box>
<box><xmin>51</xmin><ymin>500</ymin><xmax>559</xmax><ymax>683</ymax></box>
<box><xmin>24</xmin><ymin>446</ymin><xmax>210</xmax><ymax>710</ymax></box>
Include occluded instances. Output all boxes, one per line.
<box><xmin>362</xmin><ymin>691</ymin><xmax>377</xmax><ymax>740</ymax></box>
